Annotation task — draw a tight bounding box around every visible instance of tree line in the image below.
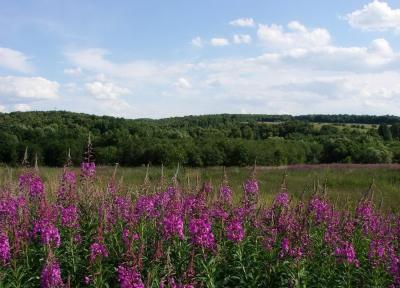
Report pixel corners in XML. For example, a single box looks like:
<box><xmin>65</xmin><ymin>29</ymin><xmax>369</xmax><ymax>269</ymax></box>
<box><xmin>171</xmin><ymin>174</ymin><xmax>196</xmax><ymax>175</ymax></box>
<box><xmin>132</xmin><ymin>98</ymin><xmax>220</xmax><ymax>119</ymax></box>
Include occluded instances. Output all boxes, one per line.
<box><xmin>0</xmin><ymin>111</ymin><xmax>400</xmax><ymax>167</ymax></box>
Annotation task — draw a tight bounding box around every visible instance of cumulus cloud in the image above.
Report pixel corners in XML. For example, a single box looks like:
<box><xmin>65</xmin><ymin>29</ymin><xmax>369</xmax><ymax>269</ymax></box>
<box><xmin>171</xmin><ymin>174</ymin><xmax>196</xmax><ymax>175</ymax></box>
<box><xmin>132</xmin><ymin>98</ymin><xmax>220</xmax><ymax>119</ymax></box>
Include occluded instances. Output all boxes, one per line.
<box><xmin>233</xmin><ymin>34</ymin><xmax>252</xmax><ymax>44</ymax></box>
<box><xmin>0</xmin><ymin>104</ymin><xmax>5</xmax><ymax>113</ymax></box>
<box><xmin>257</xmin><ymin>21</ymin><xmax>331</xmax><ymax>49</ymax></box>
<box><xmin>346</xmin><ymin>0</ymin><xmax>400</xmax><ymax>31</ymax></box>
<box><xmin>229</xmin><ymin>18</ymin><xmax>255</xmax><ymax>27</ymax></box>
<box><xmin>0</xmin><ymin>47</ymin><xmax>33</xmax><ymax>73</ymax></box>
<box><xmin>210</xmin><ymin>38</ymin><xmax>230</xmax><ymax>46</ymax></box>
<box><xmin>174</xmin><ymin>77</ymin><xmax>192</xmax><ymax>89</ymax></box>
<box><xmin>256</xmin><ymin>37</ymin><xmax>400</xmax><ymax>72</ymax></box>
<box><xmin>14</xmin><ymin>103</ymin><xmax>32</xmax><ymax>112</ymax></box>
<box><xmin>0</xmin><ymin>76</ymin><xmax>59</xmax><ymax>100</ymax></box>
<box><xmin>85</xmin><ymin>81</ymin><xmax>130</xmax><ymax>100</ymax></box>
<box><xmin>191</xmin><ymin>36</ymin><xmax>204</xmax><ymax>47</ymax></box>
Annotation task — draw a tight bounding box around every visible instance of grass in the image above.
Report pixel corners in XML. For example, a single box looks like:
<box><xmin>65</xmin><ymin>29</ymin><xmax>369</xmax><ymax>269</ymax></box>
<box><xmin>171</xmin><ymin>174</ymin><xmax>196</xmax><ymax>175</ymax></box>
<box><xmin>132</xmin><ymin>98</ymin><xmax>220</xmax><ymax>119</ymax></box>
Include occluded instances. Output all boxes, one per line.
<box><xmin>1</xmin><ymin>164</ymin><xmax>400</xmax><ymax>210</ymax></box>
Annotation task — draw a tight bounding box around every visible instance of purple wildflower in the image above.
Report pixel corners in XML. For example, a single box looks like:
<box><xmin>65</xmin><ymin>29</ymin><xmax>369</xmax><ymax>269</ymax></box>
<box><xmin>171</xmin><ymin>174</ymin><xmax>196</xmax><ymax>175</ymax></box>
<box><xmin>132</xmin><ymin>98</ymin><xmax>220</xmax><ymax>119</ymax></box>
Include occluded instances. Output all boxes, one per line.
<box><xmin>40</xmin><ymin>261</ymin><xmax>64</xmax><ymax>288</ymax></box>
<box><xmin>90</xmin><ymin>242</ymin><xmax>109</xmax><ymax>262</ymax></box>
<box><xmin>188</xmin><ymin>213</ymin><xmax>215</xmax><ymax>250</ymax></box>
<box><xmin>226</xmin><ymin>217</ymin><xmax>245</xmax><ymax>242</ymax></box>
<box><xmin>80</xmin><ymin>162</ymin><xmax>96</xmax><ymax>179</ymax></box>
<box><xmin>0</xmin><ymin>233</ymin><xmax>11</xmax><ymax>264</ymax></box>
<box><xmin>117</xmin><ymin>265</ymin><xmax>144</xmax><ymax>288</ymax></box>
<box><xmin>41</xmin><ymin>224</ymin><xmax>61</xmax><ymax>248</ymax></box>
<box><xmin>162</xmin><ymin>212</ymin><xmax>184</xmax><ymax>240</ymax></box>
<box><xmin>61</xmin><ymin>205</ymin><xmax>79</xmax><ymax>228</ymax></box>
<box><xmin>274</xmin><ymin>192</ymin><xmax>290</xmax><ymax>208</ymax></box>
<box><xmin>335</xmin><ymin>241</ymin><xmax>359</xmax><ymax>267</ymax></box>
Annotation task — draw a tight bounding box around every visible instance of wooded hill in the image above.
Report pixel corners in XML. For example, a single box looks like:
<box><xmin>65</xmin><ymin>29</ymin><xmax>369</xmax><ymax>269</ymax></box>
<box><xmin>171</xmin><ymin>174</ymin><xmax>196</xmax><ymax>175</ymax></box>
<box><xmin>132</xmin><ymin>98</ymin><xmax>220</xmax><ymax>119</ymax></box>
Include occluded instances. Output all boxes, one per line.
<box><xmin>1</xmin><ymin>111</ymin><xmax>400</xmax><ymax>166</ymax></box>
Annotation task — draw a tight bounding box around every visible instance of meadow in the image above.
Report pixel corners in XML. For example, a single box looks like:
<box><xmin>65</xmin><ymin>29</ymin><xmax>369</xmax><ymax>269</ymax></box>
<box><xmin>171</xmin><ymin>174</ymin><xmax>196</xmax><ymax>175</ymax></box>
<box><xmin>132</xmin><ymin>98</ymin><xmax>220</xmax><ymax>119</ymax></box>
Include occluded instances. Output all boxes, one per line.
<box><xmin>1</xmin><ymin>160</ymin><xmax>400</xmax><ymax>287</ymax></box>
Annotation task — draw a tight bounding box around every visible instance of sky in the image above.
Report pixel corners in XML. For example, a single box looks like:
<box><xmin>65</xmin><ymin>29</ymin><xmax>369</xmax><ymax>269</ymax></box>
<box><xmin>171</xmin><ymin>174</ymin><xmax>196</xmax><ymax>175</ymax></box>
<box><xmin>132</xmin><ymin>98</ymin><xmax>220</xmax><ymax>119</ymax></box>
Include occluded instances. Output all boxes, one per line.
<box><xmin>1</xmin><ymin>0</ymin><xmax>400</xmax><ymax>118</ymax></box>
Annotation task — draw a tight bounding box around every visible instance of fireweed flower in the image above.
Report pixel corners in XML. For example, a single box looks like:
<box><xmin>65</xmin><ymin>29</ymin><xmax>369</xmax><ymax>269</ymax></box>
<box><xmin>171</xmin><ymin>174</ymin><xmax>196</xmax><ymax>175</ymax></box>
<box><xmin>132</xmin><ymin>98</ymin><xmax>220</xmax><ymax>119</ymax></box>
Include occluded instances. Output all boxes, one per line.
<box><xmin>19</xmin><ymin>173</ymin><xmax>45</xmax><ymax>199</ymax></box>
<box><xmin>162</xmin><ymin>212</ymin><xmax>184</xmax><ymax>240</ymax></box>
<box><xmin>57</xmin><ymin>170</ymin><xmax>77</xmax><ymax>204</ymax></box>
<box><xmin>0</xmin><ymin>233</ymin><xmax>11</xmax><ymax>264</ymax></box>
<box><xmin>244</xmin><ymin>178</ymin><xmax>259</xmax><ymax>208</ymax></box>
<box><xmin>80</xmin><ymin>162</ymin><xmax>96</xmax><ymax>179</ymax></box>
<box><xmin>189</xmin><ymin>213</ymin><xmax>216</xmax><ymax>250</ymax></box>
<box><xmin>274</xmin><ymin>192</ymin><xmax>290</xmax><ymax>208</ymax></box>
<box><xmin>335</xmin><ymin>241</ymin><xmax>359</xmax><ymax>267</ymax></box>
<box><xmin>90</xmin><ymin>242</ymin><xmax>109</xmax><ymax>262</ymax></box>
<box><xmin>61</xmin><ymin>205</ymin><xmax>79</xmax><ymax>228</ymax></box>
<box><xmin>40</xmin><ymin>260</ymin><xmax>64</xmax><ymax>288</ymax></box>
<box><xmin>40</xmin><ymin>224</ymin><xmax>61</xmax><ymax>248</ymax></box>
<box><xmin>219</xmin><ymin>184</ymin><xmax>232</xmax><ymax>204</ymax></box>
<box><xmin>122</xmin><ymin>228</ymin><xmax>139</xmax><ymax>249</ymax></box>
<box><xmin>225</xmin><ymin>217</ymin><xmax>245</xmax><ymax>242</ymax></box>
<box><xmin>117</xmin><ymin>265</ymin><xmax>144</xmax><ymax>288</ymax></box>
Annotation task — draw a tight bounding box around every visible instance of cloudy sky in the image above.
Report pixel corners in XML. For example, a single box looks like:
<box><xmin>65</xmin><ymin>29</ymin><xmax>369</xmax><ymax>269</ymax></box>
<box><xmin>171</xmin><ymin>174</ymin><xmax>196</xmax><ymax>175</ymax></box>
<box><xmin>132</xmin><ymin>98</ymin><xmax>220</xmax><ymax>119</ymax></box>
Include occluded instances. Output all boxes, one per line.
<box><xmin>1</xmin><ymin>0</ymin><xmax>400</xmax><ymax>118</ymax></box>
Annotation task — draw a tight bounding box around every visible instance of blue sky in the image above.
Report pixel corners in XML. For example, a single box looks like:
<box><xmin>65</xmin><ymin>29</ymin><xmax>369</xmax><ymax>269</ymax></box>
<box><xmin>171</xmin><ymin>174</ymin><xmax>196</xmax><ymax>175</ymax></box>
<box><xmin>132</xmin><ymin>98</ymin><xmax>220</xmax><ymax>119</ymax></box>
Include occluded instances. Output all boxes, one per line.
<box><xmin>1</xmin><ymin>0</ymin><xmax>400</xmax><ymax>118</ymax></box>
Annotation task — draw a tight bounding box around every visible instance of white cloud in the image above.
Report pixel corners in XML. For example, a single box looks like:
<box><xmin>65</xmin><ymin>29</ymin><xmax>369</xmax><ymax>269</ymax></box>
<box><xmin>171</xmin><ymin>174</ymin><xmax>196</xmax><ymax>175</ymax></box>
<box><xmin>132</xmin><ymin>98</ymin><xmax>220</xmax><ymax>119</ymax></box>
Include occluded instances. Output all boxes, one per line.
<box><xmin>256</xmin><ymin>38</ymin><xmax>400</xmax><ymax>71</ymax></box>
<box><xmin>0</xmin><ymin>104</ymin><xmax>5</xmax><ymax>113</ymax></box>
<box><xmin>346</xmin><ymin>0</ymin><xmax>400</xmax><ymax>31</ymax></box>
<box><xmin>0</xmin><ymin>47</ymin><xmax>33</xmax><ymax>73</ymax></box>
<box><xmin>0</xmin><ymin>76</ymin><xmax>59</xmax><ymax>100</ymax></box>
<box><xmin>233</xmin><ymin>34</ymin><xmax>252</xmax><ymax>44</ymax></box>
<box><xmin>210</xmin><ymin>38</ymin><xmax>230</xmax><ymax>46</ymax></box>
<box><xmin>14</xmin><ymin>103</ymin><xmax>32</xmax><ymax>112</ymax></box>
<box><xmin>191</xmin><ymin>36</ymin><xmax>204</xmax><ymax>47</ymax></box>
<box><xmin>257</xmin><ymin>21</ymin><xmax>331</xmax><ymax>49</ymax></box>
<box><xmin>174</xmin><ymin>77</ymin><xmax>192</xmax><ymax>89</ymax></box>
<box><xmin>85</xmin><ymin>81</ymin><xmax>130</xmax><ymax>100</ymax></box>
<box><xmin>64</xmin><ymin>67</ymin><xmax>82</xmax><ymax>76</ymax></box>
<box><xmin>229</xmin><ymin>18</ymin><xmax>255</xmax><ymax>27</ymax></box>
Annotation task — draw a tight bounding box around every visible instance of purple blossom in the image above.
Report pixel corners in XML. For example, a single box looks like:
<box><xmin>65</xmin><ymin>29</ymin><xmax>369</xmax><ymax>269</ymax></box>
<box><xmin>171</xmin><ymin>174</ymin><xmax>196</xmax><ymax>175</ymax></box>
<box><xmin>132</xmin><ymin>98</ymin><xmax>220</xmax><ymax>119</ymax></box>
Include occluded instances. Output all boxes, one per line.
<box><xmin>188</xmin><ymin>213</ymin><xmax>215</xmax><ymax>250</ymax></box>
<box><xmin>117</xmin><ymin>265</ymin><xmax>144</xmax><ymax>288</ymax></box>
<box><xmin>40</xmin><ymin>224</ymin><xmax>61</xmax><ymax>248</ymax></box>
<box><xmin>162</xmin><ymin>212</ymin><xmax>184</xmax><ymax>240</ymax></box>
<box><xmin>226</xmin><ymin>218</ymin><xmax>245</xmax><ymax>242</ymax></box>
<box><xmin>80</xmin><ymin>162</ymin><xmax>96</xmax><ymax>179</ymax></box>
<box><xmin>40</xmin><ymin>261</ymin><xmax>64</xmax><ymax>288</ymax></box>
<box><xmin>122</xmin><ymin>228</ymin><xmax>139</xmax><ymax>248</ymax></box>
<box><xmin>90</xmin><ymin>242</ymin><xmax>108</xmax><ymax>262</ymax></box>
<box><xmin>274</xmin><ymin>192</ymin><xmax>290</xmax><ymax>208</ymax></box>
<box><xmin>335</xmin><ymin>242</ymin><xmax>359</xmax><ymax>267</ymax></box>
<box><xmin>0</xmin><ymin>233</ymin><xmax>11</xmax><ymax>264</ymax></box>
<box><xmin>219</xmin><ymin>185</ymin><xmax>232</xmax><ymax>204</ymax></box>
<box><xmin>61</xmin><ymin>205</ymin><xmax>79</xmax><ymax>228</ymax></box>
<box><xmin>19</xmin><ymin>173</ymin><xmax>45</xmax><ymax>199</ymax></box>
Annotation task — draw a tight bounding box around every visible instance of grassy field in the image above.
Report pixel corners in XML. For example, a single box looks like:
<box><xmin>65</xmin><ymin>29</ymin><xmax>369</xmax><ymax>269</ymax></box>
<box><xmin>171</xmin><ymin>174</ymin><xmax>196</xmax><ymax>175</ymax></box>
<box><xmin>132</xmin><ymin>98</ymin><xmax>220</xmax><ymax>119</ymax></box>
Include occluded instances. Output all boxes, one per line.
<box><xmin>2</xmin><ymin>164</ymin><xmax>400</xmax><ymax>210</ymax></box>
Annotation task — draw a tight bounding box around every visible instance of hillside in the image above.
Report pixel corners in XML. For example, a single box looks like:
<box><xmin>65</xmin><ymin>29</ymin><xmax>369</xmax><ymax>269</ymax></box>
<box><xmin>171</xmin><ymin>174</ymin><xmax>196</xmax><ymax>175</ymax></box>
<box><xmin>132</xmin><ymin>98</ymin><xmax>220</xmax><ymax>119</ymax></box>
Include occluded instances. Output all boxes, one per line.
<box><xmin>1</xmin><ymin>111</ymin><xmax>400</xmax><ymax>166</ymax></box>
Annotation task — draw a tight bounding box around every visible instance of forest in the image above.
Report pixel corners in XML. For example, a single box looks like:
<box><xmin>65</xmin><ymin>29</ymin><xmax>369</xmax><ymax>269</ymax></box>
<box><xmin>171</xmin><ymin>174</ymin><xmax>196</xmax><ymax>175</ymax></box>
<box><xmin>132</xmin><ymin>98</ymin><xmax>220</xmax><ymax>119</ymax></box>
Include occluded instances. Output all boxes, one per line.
<box><xmin>1</xmin><ymin>111</ymin><xmax>400</xmax><ymax>167</ymax></box>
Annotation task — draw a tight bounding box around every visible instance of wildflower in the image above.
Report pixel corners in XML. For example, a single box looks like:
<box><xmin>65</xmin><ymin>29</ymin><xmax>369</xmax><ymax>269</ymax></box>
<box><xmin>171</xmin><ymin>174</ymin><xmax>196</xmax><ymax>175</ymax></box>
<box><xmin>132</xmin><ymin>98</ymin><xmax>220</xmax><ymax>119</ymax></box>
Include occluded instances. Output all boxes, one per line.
<box><xmin>0</xmin><ymin>233</ymin><xmax>11</xmax><ymax>264</ymax></box>
<box><xmin>41</xmin><ymin>224</ymin><xmax>61</xmax><ymax>248</ymax></box>
<box><xmin>226</xmin><ymin>217</ymin><xmax>245</xmax><ymax>242</ymax></box>
<box><xmin>80</xmin><ymin>162</ymin><xmax>96</xmax><ymax>179</ymax></box>
<box><xmin>40</xmin><ymin>260</ymin><xmax>64</xmax><ymax>288</ymax></box>
<box><xmin>188</xmin><ymin>213</ymin><xmax>215</xmax><ymax>250</ymax></box>
<box><xmin>162</xmin><ymin>212</ymin><xmax>184</xmax><ymax>240</ymax></box>
<box><xmin>219</xmin><ymin>185</ymin><xmax>232</xmax><ymax>204</ymax></box>
<box><xmin>274</xmin><ymin>192</ymin><xmax>290</xmax><ymax>208</ymax></box>
<box><xmin>335</xmin><ymin>242</ymin><xmax>359</xmax><ymax>267</ymax></box>
<box><xmin>61</xmin><ymin>205</ymin><xmax>79</xmax><ymax>228</ymax></box>
<box><xmin>90</xmin><ymin>242</ymin><xmax>108</xmax><ymax>262</ymax></box>
<box><xmin>117</xmin><ymin>265</ymin><xmax>144</xmax><ymax>288</ymax></box>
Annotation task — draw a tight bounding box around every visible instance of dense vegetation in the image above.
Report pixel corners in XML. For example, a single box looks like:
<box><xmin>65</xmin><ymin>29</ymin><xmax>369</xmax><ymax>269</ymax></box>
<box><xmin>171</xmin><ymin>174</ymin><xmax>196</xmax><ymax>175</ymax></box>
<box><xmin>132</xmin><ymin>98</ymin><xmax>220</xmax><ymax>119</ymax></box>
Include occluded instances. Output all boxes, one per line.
<box><xmin>2</xmin><ymin>111</ymin><xmax>400</xmax><ymax>167</ymax></box>
<box><xmin>1</xmin><ymin>156</ymin><xmax>400</xmax><ymax>287</ymax></box>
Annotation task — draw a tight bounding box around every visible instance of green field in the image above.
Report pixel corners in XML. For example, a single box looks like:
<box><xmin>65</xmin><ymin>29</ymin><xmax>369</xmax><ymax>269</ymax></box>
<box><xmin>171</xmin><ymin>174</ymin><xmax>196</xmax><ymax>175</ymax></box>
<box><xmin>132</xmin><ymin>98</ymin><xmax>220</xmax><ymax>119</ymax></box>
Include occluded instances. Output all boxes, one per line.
<box><xmin>2</xmin><ymin>164</ymin><xmax>400</xmax><ymax>210</ymax></box>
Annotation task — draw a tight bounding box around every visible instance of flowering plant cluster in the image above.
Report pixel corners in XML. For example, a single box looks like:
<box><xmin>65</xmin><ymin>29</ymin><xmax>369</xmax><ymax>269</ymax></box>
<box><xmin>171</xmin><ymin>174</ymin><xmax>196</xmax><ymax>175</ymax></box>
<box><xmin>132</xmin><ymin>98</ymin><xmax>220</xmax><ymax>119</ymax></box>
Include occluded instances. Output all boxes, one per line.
<box><xmin>0</xmin><ymin>162</ymin><xmax>400</xmax><ymax>288</ymax></box>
